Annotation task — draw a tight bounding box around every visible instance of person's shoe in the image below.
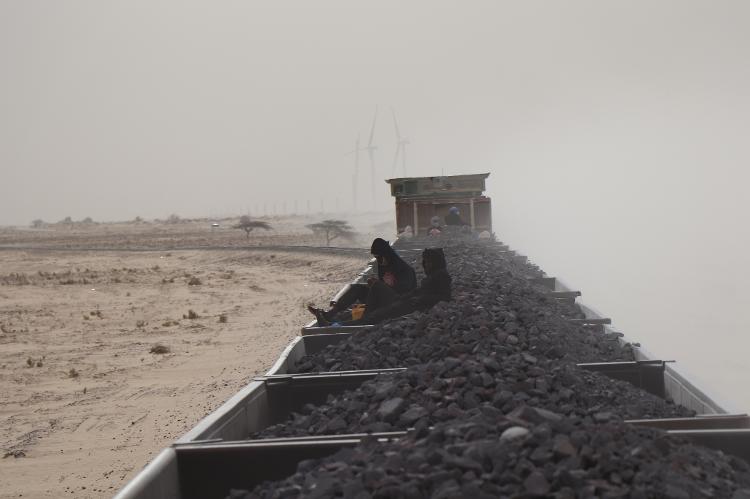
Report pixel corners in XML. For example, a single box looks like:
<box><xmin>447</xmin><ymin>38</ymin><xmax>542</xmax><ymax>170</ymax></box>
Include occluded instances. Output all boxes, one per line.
<box><xmin>314</xmin><ymin>308</ymin><xmax>331</xmax><ymax>327</ymax></box>
<box><xmin>307</xmin><ymin>305</ymin><xmax>331</xmax><ymax>327</ymax></box>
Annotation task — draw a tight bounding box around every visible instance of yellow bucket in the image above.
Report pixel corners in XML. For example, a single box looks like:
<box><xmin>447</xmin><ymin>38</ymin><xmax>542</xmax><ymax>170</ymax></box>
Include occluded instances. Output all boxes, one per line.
<box><xmin>351</xmin><ymin>304</ymin><xmax>366</xmax><ymax>320</ymax></box>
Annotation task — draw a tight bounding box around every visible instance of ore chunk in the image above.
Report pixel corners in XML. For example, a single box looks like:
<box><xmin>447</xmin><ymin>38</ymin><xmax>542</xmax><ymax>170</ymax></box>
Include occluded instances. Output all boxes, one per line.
<box><xmin>524</xmin><ymin>470</ymin><xmax>550</xmax><ymax>495</ymax></box>
<box><xmin>500</xmin><ymin>426</ymin><xmax>529</xmax><ymax>441</ymax></box>
<box><xmin>377</xmin><ymin>397</ymin><xmax>406</xmax><ymax>422</ymax></box>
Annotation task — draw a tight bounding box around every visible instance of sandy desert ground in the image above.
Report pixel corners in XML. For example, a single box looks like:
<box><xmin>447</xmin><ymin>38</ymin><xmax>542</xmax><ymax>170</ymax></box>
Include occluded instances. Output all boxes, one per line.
<box><xmin>0</xmin><ymin>216</ymin><xmax>383</xmax><ymax>498</ymax></box>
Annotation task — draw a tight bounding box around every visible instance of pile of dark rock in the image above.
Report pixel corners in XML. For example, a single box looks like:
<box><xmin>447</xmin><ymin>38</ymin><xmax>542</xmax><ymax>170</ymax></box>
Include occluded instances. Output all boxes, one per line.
<box><xmin>257</xmin><ymin>354</ymin><xmax>692</xmax><ymax>440</ymax></box>
<box><xmin>229</xmin><ymin>239</ymin><xmax>750</xmax><ymax>497</ymax></box>
<box><xmin>238</xmin><ymin>409</ymin><xmax>750</xmax><ymax>498</ymax></box>
<box><xmin>293</xmin><ymin>242</ymin><xmax>632</xmax><ymax>372</ymax></box>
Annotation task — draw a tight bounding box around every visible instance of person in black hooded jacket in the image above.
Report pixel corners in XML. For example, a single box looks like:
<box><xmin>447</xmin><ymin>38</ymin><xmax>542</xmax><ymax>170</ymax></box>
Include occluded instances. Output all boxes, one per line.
<box><xmin>312</xmin><ymin>247</ymin><xmax>451</xmax><ymax>327</ymax></box>
<box><xmin>307</xmin><ymin>238</ymin><xmax>417</xmax><ymax>323</ymax></box>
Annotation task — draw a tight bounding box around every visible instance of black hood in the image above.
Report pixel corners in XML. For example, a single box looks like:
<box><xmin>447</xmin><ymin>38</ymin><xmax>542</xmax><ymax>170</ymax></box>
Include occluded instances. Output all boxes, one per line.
<box><xmin>370</xmin><ymin>238</ymin><xmax>395</xmax><ymax>258</ymax></box>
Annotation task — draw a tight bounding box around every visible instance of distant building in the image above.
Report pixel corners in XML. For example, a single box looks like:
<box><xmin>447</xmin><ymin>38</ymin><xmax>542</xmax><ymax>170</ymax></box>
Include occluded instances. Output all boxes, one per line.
<box><xmin>386</xmin><ymin>173</ymin><xmax>492</xmax><ymax>235</ymax></box>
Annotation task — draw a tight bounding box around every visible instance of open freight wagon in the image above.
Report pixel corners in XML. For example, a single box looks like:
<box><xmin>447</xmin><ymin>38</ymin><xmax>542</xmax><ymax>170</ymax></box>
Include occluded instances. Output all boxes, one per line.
<box><xmin>116</xmin><ymin>174</ymin><xmax>750</xmax><ymax>499</ymax></box>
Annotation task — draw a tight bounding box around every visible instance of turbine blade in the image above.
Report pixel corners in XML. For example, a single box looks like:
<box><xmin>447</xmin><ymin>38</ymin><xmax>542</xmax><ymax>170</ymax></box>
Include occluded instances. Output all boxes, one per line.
<box><xmin>368</xmin><ymin>105</ymin><xmax>378</xmax><ymax>147</ymax></box>
<box><xmin>391</xmin><ymin>108</ymin><xmax>401</xmax><ymax>140</ymax></box>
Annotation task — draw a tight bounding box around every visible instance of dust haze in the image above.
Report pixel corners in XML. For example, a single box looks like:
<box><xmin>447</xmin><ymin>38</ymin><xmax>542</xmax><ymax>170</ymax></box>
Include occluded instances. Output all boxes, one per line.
<box><xmin>2</xmin><ymin>1</ymin><xmax>749</xmax><ymax>408</ymax></box>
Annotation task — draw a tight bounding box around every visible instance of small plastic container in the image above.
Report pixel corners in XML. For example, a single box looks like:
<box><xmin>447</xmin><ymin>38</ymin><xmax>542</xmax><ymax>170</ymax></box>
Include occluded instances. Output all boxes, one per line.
<box><xmin>351</xmin><ymin>304</ymin><xmax>366</xmax><ymax>320</ymax></box>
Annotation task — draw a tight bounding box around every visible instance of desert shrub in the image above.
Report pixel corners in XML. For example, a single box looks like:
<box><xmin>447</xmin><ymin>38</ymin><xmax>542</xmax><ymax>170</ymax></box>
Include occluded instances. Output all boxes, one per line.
<box><xmin>185</xmin><ymin>310</ymin><xmax>199</xmax><ymax>320</ymax></box>
<box><xmin>150</xmin><ymin>344</ymin><xmax>170</xmax><ymax>354</ymax></box>
<box><xmin>306</xmin><ymin>219</ymin><xmax>356</xmax><ymax>246</ymax></box>
<box><xmin>2</xmin><ymin>273</ymin><xmax>30</xmax><ymax>286</ymax></box>
<box><xmin>233</xmin><ymin>216</ymin><xmax>272</xmax><ymax>239</ymax></box>
<box><xmin>187</xmin><ymin>276</ymin><xmax>202</xmax><ymax>286</ymax></box>
<box><xmin>218</xmin><ymin>314</ymin><xmax>228</xmax><ymax>323</ymax></box>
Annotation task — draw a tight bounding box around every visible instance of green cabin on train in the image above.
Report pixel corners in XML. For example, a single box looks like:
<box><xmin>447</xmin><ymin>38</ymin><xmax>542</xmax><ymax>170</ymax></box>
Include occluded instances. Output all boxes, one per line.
<box><xmin>385</xmin><ymin>173</ymin><xmax>492</xmax><ymax>235</ymax></box>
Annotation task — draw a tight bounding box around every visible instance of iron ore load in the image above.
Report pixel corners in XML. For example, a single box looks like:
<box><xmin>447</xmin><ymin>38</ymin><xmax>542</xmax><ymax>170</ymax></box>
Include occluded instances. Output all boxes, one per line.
<box><xmin>116</xmin><ymin>175</ymin><xmax>750</xmax><ymax>499</ymax></box>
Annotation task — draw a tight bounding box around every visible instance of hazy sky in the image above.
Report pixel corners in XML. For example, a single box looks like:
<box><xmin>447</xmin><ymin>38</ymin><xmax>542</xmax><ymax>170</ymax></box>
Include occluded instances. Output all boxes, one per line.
<box><xmin>2</xmin><ymin>1</ymin><xmax>750</xmax><ymax>408</ymax></box>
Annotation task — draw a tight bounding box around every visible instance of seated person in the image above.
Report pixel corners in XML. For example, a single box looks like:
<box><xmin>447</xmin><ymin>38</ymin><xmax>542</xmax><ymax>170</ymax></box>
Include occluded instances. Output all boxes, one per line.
<box><xmin>312</xmin><ymin>247</ymin><xmax>451</xmax><ymax>327</ymax></box>
<box><xmin>444</xmin><ymin>206</ymin><xmax>467</xmax><ymax>226</ymax></box>
<box><xmin>399</xmin><ymin>225</ymin><xmax>414</xmax><ymax>238</ymax></box>
<box><xmin>428</xmin><ymin>216</ymin><xmax>442</xmax><ymax>236</ymax></box>
<box><xmin>307</xmin><ymin>238</ymin><xmax>416</xmax><ymax>324</ymax></box>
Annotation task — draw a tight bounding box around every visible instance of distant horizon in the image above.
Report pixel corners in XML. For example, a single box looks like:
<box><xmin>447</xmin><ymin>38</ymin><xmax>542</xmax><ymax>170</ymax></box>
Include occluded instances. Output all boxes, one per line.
<box><xmin>5</xmin><ymin>207</ymin><xmax>397</xmax><ymax>227</ymax></box>
<box><xmin>1</xmin><ymin>206</ymin><xmax>401</xmax><ymax>230</ymax></box>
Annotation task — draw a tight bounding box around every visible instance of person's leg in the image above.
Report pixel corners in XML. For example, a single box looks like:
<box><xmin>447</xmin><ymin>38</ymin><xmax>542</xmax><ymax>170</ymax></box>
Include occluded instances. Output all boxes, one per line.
<box><xmin>363</xmin><ymin>281</ymin><xmax>398</xmax><ymax>317</ymax></box>
<box><xmin>307</xmin><ymin>283</ymin><xmax>369</xmax><ymax>325</ymax></box>
<box><xmin>329</xmin><ymin>283</ymin><xmax>369</xmax><ymax>314</ymax></box>
<box><xmin>344</xmin><ymin>299</ymin><xmax>416</xmax><ymax>326</ymax></box>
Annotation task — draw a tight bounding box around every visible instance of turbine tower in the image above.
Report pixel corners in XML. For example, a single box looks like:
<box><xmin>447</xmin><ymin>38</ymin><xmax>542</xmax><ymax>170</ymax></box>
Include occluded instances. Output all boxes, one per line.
<box><xmin>345</xmin><ymin>134</ymin><xmax>365</xmax><ymax>212</ymax></box>
<box><xmin>363</xmin><ymin>106</ymin><xmax>378</xmax><ymax>209</ymax></box>
<box><xmin>391</xmin><ymin>108</ymin><xmax>410</xmax><ymax>177</ymax></box>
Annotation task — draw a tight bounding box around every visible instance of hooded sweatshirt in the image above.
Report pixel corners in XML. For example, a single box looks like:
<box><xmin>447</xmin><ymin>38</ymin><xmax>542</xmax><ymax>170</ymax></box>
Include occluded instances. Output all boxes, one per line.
<box><xmin>370</xmin><ymin>238</ymin><xmax>417</xmax><ymax>295</ymax></box>
<box><xmin>410</xmin><ymin>247</ymin><xmax>452</xmax><ymax>309</ymax></box>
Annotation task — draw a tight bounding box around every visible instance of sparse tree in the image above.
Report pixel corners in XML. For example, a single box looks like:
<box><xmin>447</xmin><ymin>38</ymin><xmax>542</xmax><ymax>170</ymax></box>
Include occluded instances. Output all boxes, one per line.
<box><xmin>31</xmin><ymin>219</ymin><xmax>44</xmax><ymax>228</ymax></box>
<box><xmin>82</xmin><ymin>217</ymin><xmax>94</xmax><ymax>224</ymax></box>
<box><xmin>166</xmin><ymin>214</ymin><xmax>181</xmax><ymax>224</ymax></box>
<box><xmin>59</xmin><ymin>216</ymin><xmax>73</xmax><ymax>224</ymax></box>
<box><xmin>233</xmin><ymin>216</ymin><xmax>271</xmax><ymax>240</ymax></box>
<box><xmin>306</xmin><ymin>219</ymin><xmax>356</xmax><ymax>247</ymax></box>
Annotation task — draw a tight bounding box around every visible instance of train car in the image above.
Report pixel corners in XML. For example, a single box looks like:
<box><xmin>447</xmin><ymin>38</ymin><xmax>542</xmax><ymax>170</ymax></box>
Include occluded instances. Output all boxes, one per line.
<box><xmin>386</xmin><ymin>173</ymin><xmax>492</xmax><ymax>235</ymax></box>
<box><xmin>115</xmin><ymin>176</ymin><xmax>750</xmax><ymax>499</ymax></box>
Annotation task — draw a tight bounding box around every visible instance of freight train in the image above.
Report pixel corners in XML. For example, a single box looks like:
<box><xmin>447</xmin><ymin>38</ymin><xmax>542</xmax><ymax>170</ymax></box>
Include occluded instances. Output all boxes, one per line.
<box><xmin>115</xmin><ymin>175</ymin><xmax>750</xmax><ymax>499</ymax></box>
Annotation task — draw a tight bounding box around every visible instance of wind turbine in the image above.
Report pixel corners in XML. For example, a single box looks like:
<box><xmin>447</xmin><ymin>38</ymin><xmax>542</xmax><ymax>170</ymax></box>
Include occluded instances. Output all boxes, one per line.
<box><xmin>391</xmin><ymin>108</ymin><xmax>410</xmax><ymax>177</ymax></box>
<box><xmin>345</xmin><ymin>133</ymin><xmax>365</xmax><ymax>212</ymax></box>
<box><xmin>363</xmin><ymin>106</ymin><xmax>378</xmax><ymax>209</ymax></box>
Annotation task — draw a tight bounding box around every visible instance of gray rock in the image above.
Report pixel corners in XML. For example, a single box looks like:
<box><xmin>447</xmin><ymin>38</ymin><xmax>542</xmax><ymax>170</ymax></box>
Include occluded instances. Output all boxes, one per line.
<box><xmin>524</xmin><ymin>470</ymin><xmax>550</xmax><ymax>496</ymax></box>
<box><xmin>500</xmin><ymin>426</ymin><xmax>529</xmax><ymax>441</ymax></box>
<box><xmin>377</xmin><ymin>397</ymin><xmax>406</xmax><ymax>422</ymax></box>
